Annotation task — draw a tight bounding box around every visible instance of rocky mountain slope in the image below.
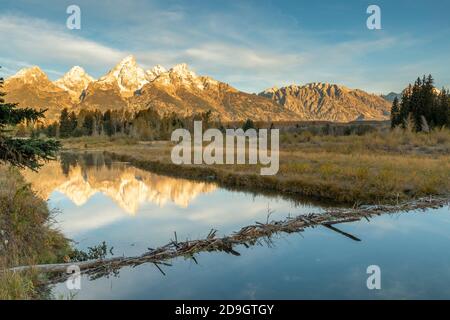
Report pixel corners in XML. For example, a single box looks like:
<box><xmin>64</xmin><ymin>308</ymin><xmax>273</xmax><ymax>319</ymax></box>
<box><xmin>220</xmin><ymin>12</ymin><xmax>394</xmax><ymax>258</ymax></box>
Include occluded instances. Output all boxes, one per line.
<box><xmin>129</xmin><ymin>63</ymin><xmax>294</xmax><ymax>121</ymax></box>
<box><xmin>4</xmin><ymin>56</ymin><xmax>391</xmax><ymax>122</ymax></box>
<box><xmin>4</xmin><ymin>66</ymin><xmax>73</xmax><ymax>120</ymax></box>
<box><xmin>259</xmin><ymin>83</ymin><xmax>391</xmax><ymax>122</ymax></box>
<box><xmin>77</xmin><ymin>55</ymin><xmax>147</xmax><ymax>112</ymax></box>
<box><xmin>94</xmin><ymin>55</ymin><xmax>148</xmax><ymax>97</ymax></box>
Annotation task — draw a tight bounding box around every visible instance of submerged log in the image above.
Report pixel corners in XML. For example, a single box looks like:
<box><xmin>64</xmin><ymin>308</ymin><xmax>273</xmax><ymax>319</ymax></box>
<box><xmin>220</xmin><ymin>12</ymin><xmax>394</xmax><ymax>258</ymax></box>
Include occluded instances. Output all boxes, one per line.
<box><xmin>322</xmin><ymin>224</ymin><xmax>361</xmax><ymax>241</ymax></box>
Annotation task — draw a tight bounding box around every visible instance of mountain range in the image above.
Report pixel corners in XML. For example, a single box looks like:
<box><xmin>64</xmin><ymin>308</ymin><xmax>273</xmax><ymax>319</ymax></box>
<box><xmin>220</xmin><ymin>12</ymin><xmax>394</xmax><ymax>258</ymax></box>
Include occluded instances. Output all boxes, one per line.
<box><xmin>3</xmin><ymin>55</ymin><xmax>392</xmax><ymax>122</ymax></box>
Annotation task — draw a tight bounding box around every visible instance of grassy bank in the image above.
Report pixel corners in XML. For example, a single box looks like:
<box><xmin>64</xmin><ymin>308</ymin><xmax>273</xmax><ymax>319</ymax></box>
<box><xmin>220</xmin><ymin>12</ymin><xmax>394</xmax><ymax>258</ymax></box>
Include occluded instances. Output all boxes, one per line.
<box><xmin>62</xmin><ymin>128</ymin><xmax>450</xmax><ymax>205</ymax></box>
<box><xmin>0</xmin><ymin>166</ymin><xmax>72</xmax><ymax>299</ymax></box>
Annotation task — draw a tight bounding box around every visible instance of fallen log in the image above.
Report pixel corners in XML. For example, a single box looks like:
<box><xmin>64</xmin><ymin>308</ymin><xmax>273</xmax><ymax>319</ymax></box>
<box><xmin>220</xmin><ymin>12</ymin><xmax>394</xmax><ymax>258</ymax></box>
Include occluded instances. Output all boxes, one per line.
<box><xmin>7</xmin><ymin>257</ymin><xmax>129</xmax><ymax>274</ymax></box>
<box><xmin>2</xmin><ymin>195</ymin><xmax>449</xmax><ymax>283</ymax></box>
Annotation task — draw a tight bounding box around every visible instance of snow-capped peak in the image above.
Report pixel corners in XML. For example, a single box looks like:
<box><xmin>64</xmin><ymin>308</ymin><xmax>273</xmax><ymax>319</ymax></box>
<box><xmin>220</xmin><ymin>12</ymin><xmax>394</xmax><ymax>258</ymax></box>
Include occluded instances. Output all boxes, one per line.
<box><xmin>64</xmin><ymin>66</ymin><xmax>92</xmax><ymax>79</ymax></box>
<box><xmin>152</xmin><ymin>64</ymin><xmax>166</xmax><ymax>74</ymax></box>
<box><xmin>102</xmin><ymin>55</ymin><xmax>138</xmax><ymax>80</ymax></box>
<box><xmin>56</xmin><ymin>66</ymin><xmax>94</xmax><ymax>84</ymax></box>
<box><xmin>9</xmin><ymin>66</ymin><xmax>48</xmax><ymax>83</ymax></box>
<box><xmin>98</xmin><ymin>55</ymin><xmax>149</xmax><ymax>96</ymax></box>
<box><xmin>55</xmin><ymin>66</ymin><xmax>94</xmax><ymax>101</ymax></box>
<box><xmin>170</xmin><ymin>63</ymin><xmax>197</xmax><ymax>79</ymax></box>
<box><xmin>120</xmin><ymin>54</ymin><xmax>136</xmax><ymax>64</ymax></box>
<box><xmin>112</xmin><ymin>55</ymin><xmax>138</xmax><ymax>74</ymax></box>
<box><xmin>150</xmin><ymin>63</ymin><xmax>206</xmax><ymax>90</ymax></box>
<box><xmin>146</xmin><ymin>64</ymin><xmax>167</xmax><ymax>81</ymax></box>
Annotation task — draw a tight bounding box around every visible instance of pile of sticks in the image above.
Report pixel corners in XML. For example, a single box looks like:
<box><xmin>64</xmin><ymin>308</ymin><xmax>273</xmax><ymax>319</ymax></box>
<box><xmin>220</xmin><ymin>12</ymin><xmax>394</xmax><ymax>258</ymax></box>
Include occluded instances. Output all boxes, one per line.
<box><xmin>5</xmin><ymin>196</ymin><xmax>449</xmax><ymax>284</ymax></box>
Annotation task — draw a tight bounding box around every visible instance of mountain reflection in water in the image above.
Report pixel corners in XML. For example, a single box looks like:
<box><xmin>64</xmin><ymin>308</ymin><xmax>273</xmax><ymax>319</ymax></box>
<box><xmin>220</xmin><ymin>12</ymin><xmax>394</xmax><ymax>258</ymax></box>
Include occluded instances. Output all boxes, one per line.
<box><xmin>23</xmin><ymin>152</ymin><xmax>217</xmax><ymax>215</ymax></box>
<box><xmin>22</xmin><ymin>152</ymin><xmax>314</xmax><ymax>252</ymax></box>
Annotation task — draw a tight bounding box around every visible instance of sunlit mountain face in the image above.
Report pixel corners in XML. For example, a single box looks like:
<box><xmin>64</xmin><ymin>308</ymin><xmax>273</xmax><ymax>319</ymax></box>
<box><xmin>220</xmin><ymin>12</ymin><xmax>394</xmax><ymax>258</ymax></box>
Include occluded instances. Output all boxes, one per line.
<box><xmin>22</xmin><ymin>153</ymin><xmax>216</xmax><ymax>215</ymax></box>
<box><xmin>4</xmin><ymin>56</ymin><xmax>392</xmax><ymax>123</ymax></box>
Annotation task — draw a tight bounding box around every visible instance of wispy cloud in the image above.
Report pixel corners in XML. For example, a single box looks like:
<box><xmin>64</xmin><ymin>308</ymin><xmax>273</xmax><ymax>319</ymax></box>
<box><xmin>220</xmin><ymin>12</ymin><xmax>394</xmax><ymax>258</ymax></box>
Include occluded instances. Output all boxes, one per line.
<box><xmin>0</xmin><ymin>15</ymin><xmax>125</xmax><ymax>76</ymax></box>
<box><xmin>0</xmin><ymin>0</ymin><xmax>449</xmax><ymax>93</ymax></box>
<box><xmin>185</xmin><ymin>43</ymin><xmax>304</xmax><ymax>69</ymax></box>
<box><xmin>0</xmin><ymin>12</ymin><xmax>429</xmax><ymax>93</ymax></box>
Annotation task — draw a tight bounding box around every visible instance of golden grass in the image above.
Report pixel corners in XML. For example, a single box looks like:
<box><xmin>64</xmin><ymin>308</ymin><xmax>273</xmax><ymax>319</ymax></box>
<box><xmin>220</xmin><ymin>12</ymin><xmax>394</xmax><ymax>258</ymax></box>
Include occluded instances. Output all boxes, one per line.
<box><xmin>278</xmin><ymin>152</ymin><xmax>450</xmax><ymax>203</ymax></box>
<box><xmin>0</xmin><ymin>270</ymin><xmax>37</xmax><ymax>300</ymax></box>
<box><xmin>61</xmin><ymin>129</ymin><xmax>450</xmax><ymax>205</ymax></box>
<box><xmin>281</xmin><ymin>127</ymin><xmax>450</xmax><ymax>155</ymax></box>
<box><xmin>0</xmin><ymin>166</ymin><xmax>71</xmax><ymax>299</ymax></box>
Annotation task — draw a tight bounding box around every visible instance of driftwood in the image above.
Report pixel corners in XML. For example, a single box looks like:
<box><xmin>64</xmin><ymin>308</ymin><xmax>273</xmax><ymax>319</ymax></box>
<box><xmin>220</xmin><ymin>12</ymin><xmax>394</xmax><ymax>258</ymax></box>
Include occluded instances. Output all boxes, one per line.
<box><xmin>4</xmin><ymin>196</ymin><xmax>449</xmax><ymax>284</ymax></box>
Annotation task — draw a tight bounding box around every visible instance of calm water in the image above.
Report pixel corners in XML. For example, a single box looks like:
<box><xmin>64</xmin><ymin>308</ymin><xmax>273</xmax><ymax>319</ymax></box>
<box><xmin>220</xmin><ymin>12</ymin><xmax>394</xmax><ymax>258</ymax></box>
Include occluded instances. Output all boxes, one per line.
<box><xmin>25</xmin><ymin>153</ymin><xmax>450</xmax><ymax>299</ymax></box>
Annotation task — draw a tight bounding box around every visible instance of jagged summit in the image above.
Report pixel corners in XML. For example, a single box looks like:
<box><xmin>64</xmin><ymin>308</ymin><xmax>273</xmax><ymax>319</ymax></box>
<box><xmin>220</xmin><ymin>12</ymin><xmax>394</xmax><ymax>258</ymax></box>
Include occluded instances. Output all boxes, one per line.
<box><xmin>8</xmin><ymin>66</ymin><xmax>48</xmax><ymax>84</ymax></box>
<box><xmin>171</xmin><ymin>63</ymin><xmax>196</xmax><ymax>77</ymax></box>
<box><xmin>259</xmin><ymin>82</ymin><xmax>391</xmax><ymax>122</ymax></box>
<box><xmin>151</xmin><ymin>64</ymin><xmax>166</xmax><ymax>74</ymax></box>
<box><xmin>146</xmin><ymin>64</ymin><xmax>167</xmax><ymax>81</ymax></box>
<box><xmin>11</xmin><ymin>66</ymin><xmax>44</xmax><ymax>76</ymax></box>
<box><xmin>55</xmin><ymin>66</ymin><xmax>94</xmax><ymax>101</ymax></box>
<box><xmin>119</xmin><ymin>54</ymin><xmax>135</xmax><ymax>64</ymax></box>
<box><xmin>305</xmin><ymin>82</ymin><xmax>349</xmax><ymax>89</ymax></box>
<box><xmin>260</xmin><ymin>86</ymin><xmax>279</xmax><ymax>95</ymax></box>
<box><xmin>149</xmin><ymin>63</ymin><xmax>211</xmax><ymax>90</ymax></box>
<box><xmin>97</xmin><ymin>55</ymin><xmax>149</xmax><ymax>96</ymax></box>
<box><xmin>58</xmin><ymin>66</ymin><xmax>92</xmax><ymax>80</ymax></box>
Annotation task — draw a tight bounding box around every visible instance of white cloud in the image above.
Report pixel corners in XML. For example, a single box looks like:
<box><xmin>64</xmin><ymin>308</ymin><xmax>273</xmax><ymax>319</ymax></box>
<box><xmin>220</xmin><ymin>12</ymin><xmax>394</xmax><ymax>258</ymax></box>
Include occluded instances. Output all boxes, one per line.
<box><xmin>185</xmin><ymin>43</ymin><xmax>304</xmax><ymax>69</ymax></box>
<box><xmin>0</xmin><ymin>13</ymin><xmax>412</xmax><ymax>93</ymax></box>
<box><xmin>1</xmin><ymin>6</ymin><xmax>447</xmax><ymax>94</ymax></box>
<box><xmin>0</xmin><ymin>15</ymin><xmax>125</xmax><ymax>76</ymax></box>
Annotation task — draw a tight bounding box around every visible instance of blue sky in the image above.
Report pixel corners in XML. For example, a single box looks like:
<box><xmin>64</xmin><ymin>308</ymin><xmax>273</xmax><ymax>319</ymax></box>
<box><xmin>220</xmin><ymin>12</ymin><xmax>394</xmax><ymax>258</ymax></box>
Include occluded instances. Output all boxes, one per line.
<box><xmin>0</xmin><ymin>0</ymin><xmax>449</xmax><ymax>93</ymax></box>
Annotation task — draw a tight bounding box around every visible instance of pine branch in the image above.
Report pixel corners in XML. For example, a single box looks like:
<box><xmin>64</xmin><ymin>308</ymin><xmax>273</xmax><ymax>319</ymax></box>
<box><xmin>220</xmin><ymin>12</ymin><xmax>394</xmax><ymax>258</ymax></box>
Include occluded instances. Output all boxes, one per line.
<box><xmin>0</xmin><ymin>137</ymin><xmax>61</xmax><ymax>171</ymax></box>
<box><xmin>0</xmin><ymin>104</ymin><xmax>47</xmax><ymax>128</ymax></box>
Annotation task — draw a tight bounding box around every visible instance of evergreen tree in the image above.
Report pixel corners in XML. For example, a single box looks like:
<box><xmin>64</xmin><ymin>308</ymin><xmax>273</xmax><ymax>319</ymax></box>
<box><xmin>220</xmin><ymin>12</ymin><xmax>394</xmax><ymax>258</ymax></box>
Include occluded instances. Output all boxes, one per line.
<box><xmin>94</xmin><ymin>110</ymin><xmax>103</xmax><ymax>136</ymax></box>
<box><xmin>390</xmin><ymin>97</ymin><xmax>400</xmax><ymax>128</ymax></box>
<box><xmin>435</xmin><ymin>89</ymin><xmax>449</xmax><ymax>127</ymax></box>
<box><xmin>103</xmin><ymin>110</ymin><xmax>114</xmax><ymax>136</ymax></box>
<box><xmin>399</xmin><ymin>84</ymin><xmax>411</xmax><ymax>128</ymax></box>
<box><xmin>201</xmin><ymin>110</ymin><xmax>212</xmax><ymax>129</ymax></box>
<box><xmin>82</xmin><ymin>113</ymin><xmax>94</xmax><ymax>136</ymax></box>
<box><xmin>423</xmin><ymin>75</ymin><xmax>436</xmax><ymax>126</ymax></box>
<box><xmin>59</xmin><ymin>108</ymin><xmax>72</xmax><ymax>138</ymax></box>
<box><xmin>392</xmin><ymin>75</ymin><xmax>449</xmax><ymax>131</ymax></box>
<box><xmin>0</xmin><ymin>69</ymin><xmax>60</xmax><ymax>170</ymax></box>
<box><xmin>242</xmin><ymin>119</ymin><xmax>256</xmax><ymax>131</ymax></box>
<box><xmin>46</xmin><ymin>123</ymin><xmax>58</xmax><ymax>137</ymax></box>
<box><xmin>69</xmin><ymin>111</ymin><xmax>78</xmax><ymax>132</ymax></box>
<box><xmin>410</xmin><ymin>77</ymin><xmax>423</xmax><ymax>131</ymax></box>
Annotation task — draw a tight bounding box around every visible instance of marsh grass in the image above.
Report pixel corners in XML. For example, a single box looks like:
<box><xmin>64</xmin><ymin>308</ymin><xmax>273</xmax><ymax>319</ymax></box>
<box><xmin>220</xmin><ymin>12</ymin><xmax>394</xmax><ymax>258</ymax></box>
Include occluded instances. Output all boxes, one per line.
<box><xmin>0</xmin><ymin>166</ymin><xmax>71</xmax><ymax>299</ymax></box>
<box><xmin>281</xmin><ymin>127</ymin><xmax>450</xmax><ymax>155</ymax></box>
<box><xmin>0</xmin><ymin>270</ymin><xmax>38</xmax><ymax>300</ymax></box>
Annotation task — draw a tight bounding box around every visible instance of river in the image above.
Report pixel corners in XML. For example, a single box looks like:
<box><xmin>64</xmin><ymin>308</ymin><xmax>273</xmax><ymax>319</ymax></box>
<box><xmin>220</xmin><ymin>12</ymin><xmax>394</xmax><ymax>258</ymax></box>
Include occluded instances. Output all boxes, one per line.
<box><xmin>23</xmin><ymin>152</ymin><xmax>450</xmax><ymax>299</ymax></box>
